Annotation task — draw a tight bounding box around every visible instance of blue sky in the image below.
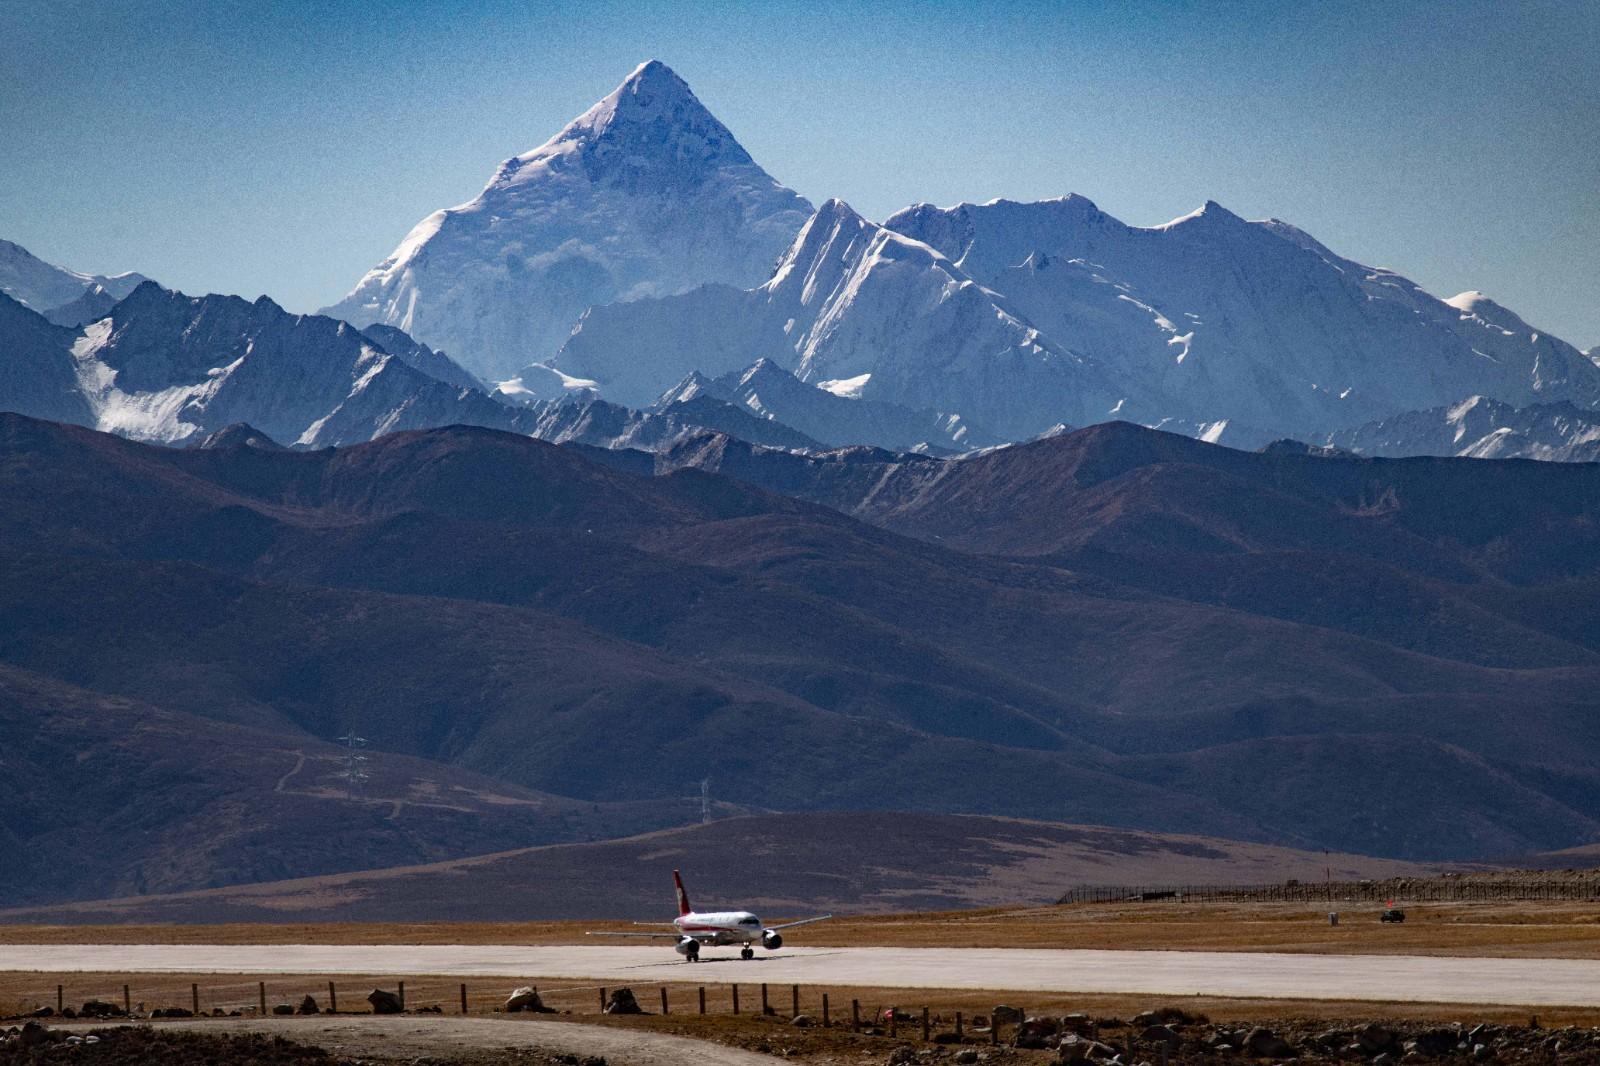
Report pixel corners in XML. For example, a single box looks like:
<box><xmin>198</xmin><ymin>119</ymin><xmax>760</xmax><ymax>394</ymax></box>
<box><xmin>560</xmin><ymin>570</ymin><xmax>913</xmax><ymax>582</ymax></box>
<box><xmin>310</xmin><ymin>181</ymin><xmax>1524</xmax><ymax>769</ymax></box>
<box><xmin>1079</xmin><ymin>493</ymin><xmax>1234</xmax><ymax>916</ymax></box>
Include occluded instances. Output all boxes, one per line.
<box><xmin>2</xmin><ymin>0</ymin><xmax>1596</xmax><ymax>346</ymax></box>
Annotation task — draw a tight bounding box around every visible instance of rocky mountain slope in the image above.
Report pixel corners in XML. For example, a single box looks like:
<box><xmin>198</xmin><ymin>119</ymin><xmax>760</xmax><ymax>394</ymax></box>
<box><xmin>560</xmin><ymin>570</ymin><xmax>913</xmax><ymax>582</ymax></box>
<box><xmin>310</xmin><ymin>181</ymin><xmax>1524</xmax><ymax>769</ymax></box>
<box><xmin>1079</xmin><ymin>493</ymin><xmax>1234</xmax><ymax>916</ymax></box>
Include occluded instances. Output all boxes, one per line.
<box><xmin>322</xmin><ymin>61</ymin><xmax>812</xmax><ymax>382</ymax></box>
<box><xmin>4</xmin><ymin>413</ymin><xmax>1600</xmax><ymax>905</ymax></box>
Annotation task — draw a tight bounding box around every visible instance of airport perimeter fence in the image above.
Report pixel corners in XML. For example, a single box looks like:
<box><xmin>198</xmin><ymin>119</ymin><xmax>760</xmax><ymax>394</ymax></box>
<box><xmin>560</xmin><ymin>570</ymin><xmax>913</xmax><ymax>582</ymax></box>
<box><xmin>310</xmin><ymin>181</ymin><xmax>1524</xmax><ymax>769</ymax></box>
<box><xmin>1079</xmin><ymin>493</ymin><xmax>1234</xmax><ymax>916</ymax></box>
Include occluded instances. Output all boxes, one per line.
<box><xmin>1055</xmin><ymin>877</ymin><xmax>1600</xmax><ymax>905</ymax></box>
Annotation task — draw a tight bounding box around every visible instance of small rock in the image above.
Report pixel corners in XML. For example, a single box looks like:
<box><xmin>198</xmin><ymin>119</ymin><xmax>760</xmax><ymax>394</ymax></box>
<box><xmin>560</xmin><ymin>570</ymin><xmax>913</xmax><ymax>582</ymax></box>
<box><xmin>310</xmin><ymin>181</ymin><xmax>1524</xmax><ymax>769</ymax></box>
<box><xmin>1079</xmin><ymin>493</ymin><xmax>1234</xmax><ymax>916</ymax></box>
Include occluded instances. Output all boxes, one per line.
<box><xmin>298</xmin><ymin>995</ymin><xmax>320</xmax><ymax>1015</ymax></box>
<box><xmin>272</xmin><ymin>1004</ymin><xmax>295</xmax><ymax>1015</ymax></box>
<box><xmin>790</xmin><ymin>1015</ymin><xmax>813</xmax><ymax>1027</ymax></box>
<box><xmin>992</xmin><ymin>1005</ymin><xmax>1025</xmax><ymax>1025</ymax></box>
<box><xmin>956</xmin><ymin>1052</ymin><xmax>979</xmax><ymax>1065</ymax></box>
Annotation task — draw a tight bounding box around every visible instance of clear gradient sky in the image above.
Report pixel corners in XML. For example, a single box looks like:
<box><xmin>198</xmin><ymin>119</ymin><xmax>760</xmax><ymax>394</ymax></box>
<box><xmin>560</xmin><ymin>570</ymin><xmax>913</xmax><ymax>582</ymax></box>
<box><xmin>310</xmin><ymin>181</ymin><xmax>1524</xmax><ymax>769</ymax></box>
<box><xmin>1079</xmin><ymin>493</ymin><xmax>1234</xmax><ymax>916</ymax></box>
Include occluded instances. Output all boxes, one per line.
<box><xmin>2</xmin><ymin>0</ymin><xmax>1596</xmax><ymax>346</ymax></box>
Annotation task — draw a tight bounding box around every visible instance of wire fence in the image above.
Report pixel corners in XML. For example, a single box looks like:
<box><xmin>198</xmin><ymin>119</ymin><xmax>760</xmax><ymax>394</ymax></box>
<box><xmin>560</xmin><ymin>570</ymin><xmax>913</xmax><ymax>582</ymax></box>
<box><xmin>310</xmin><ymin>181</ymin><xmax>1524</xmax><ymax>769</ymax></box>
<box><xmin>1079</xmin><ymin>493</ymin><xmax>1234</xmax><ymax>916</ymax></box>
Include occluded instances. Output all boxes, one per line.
<box><xmin>1056</xmin><ymin>877</ymin><xmax>1600</xmax><ymax>905</ymax></box>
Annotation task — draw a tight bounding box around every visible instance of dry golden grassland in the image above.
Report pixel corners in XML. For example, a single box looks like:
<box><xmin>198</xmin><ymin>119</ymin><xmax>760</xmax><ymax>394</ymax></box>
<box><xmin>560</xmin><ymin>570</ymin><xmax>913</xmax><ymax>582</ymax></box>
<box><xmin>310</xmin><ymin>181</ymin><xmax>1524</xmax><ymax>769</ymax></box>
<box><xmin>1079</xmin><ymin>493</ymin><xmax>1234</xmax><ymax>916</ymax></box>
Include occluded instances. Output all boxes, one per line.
<box><xmin>6</xmin><ymin>898</ymin><xmax>1600</xmax><ymax>957</ymax></box>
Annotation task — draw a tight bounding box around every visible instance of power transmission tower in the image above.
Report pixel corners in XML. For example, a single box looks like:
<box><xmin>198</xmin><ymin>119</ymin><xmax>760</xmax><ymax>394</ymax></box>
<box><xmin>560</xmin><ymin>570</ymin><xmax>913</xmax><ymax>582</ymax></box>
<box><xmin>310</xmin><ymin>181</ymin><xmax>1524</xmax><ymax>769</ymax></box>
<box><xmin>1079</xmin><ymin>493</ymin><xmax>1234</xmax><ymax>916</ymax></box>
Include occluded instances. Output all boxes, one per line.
<box><xmin>339</xmin><ymin>731</ymin><xmax>370</xmax><ymax>800</ymax></box>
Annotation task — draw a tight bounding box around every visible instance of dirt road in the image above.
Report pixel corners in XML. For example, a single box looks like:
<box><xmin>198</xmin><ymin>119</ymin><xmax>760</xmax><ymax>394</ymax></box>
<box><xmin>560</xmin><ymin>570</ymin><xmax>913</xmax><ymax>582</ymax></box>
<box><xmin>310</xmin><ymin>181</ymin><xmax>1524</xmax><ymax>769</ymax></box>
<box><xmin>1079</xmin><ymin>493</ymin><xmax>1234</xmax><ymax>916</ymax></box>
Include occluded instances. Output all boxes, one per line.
<box><xmin>161</xmin><ymin>1015</ymin><xmax>774</xmax><ymax>1065</ymax></box>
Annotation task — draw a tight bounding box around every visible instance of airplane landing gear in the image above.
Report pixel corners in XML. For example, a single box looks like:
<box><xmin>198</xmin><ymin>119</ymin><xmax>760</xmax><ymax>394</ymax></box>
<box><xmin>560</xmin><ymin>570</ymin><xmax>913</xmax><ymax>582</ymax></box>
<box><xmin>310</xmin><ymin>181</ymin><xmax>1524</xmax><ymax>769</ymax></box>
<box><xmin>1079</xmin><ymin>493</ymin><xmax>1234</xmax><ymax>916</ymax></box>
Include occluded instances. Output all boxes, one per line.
<box><xmin>741</xmin><ymin>947</ymin><xmax>755</xmax><ymax>960</ymax></box>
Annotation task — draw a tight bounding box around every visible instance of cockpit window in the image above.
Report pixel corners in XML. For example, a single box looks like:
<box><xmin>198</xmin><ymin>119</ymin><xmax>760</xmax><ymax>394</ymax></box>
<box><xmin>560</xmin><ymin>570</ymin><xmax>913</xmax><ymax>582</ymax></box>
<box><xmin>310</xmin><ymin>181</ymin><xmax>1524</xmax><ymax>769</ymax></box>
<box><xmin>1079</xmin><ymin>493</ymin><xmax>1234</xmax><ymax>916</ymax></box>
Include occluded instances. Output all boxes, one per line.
<box><xmin>739</xmin><ymin>916</ymin><xmax>760</xmax><ymax>925</ymax></box>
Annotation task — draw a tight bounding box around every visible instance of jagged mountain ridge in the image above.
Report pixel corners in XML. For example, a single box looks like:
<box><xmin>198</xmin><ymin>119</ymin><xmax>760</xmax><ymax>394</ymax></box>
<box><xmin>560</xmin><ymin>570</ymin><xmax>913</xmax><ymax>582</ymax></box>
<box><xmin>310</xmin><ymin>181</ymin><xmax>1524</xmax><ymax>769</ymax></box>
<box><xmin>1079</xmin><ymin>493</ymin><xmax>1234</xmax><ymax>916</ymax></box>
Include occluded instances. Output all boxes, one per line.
<box><xmin>0</xmin><ymin>238</ymin><xmax>150</xmax><ymax>316</ymax></box>
<box><xmin>0</xmin><ymin>283</ymin><xmax>538</xmax><ymax>447</ymax></box>
<box><xmin>322</xmin><ymin>60</ymin><xmax>813</xmax><ymax>381</ymax></box>
<box><xmin>552</xmin><ymin>198</ymin><xmax>1132</xmax><ymax>438</ymax></box>
<box><xmin>1329</xmin><ymin>395</ymin><xmax>1600</xmax><ymax>462</ymax></box>
<box><xmin>655</xmin><ymin>357</ymin><xmax>1004</xmax><ymax>453</ymax></box>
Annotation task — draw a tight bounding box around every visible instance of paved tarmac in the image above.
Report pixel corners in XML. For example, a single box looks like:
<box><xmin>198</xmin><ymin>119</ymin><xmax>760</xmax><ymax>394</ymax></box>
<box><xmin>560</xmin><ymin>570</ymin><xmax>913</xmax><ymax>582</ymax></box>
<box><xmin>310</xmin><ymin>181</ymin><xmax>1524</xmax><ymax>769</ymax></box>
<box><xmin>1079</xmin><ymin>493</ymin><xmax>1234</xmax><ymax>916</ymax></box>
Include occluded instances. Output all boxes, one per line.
<box><xmin>5</xmin><ymin>944</ymin><xmax>1600</xmax><ymax>1006</ymax></box>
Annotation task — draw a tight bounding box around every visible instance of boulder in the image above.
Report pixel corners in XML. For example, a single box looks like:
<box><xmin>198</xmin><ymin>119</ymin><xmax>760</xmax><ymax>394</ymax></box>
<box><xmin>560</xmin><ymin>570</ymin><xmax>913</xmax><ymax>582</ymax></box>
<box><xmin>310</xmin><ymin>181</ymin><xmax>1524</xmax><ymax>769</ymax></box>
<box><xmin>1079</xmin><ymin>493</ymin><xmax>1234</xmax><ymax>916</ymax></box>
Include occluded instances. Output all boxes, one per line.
<box><xmin>604</xmin><ymin>987</ymin><xmax>643</xmax><ymax>1015</ymax></box>
<box><xmin>18</xmin><ymin>1022</ymin><xmax>52</xmax><ymax>1050</ymax></box>
<box><xmin>505</xmin><ymin>986</ymin><xmax>551</xmax><ymax>1013</ymax></box>
<box><xmin>1244</xmin><ymin>1027</ymin><xmax>1298</xmax><ymax>1058</ymax></box>
<box><xmin>298</xmin><ymin>995</ymin><xmax>321</xmax><ymax>1016</ymax></box>
<box><xmin>790</xmin><ymin>1015</ymin><xmax>813</xmax><ymax>1027</ymax></box>
<box><xmin>367</xmin><ymin>988</ymin><xmax>404</xmax><ymax>1014</ymax></box>
<box><xmin>992</xmin><ymin>1005</ymin><xmax>1025</xmax><ymax>1025</ymax></box>
<box><xmin>1407</xmin><ymin>1028</ymin><xmax>1460</xmax><ymax>1057</ymax></box>
<box><xmin>1141</xmin><ymin>1024</ymin><xmax>1182</xmax><ymax>1050</ymax></box>
<box><xmin>1016</xmin><ymin>1016</ymin><xmax>1060</xmax><ymax>1048</ymax></box>
<box><xmin>80</xmin><ymin>1000</ymin><xmax>124</xmax><ymax>1018</ymax></box>
<box><xmin>29</xmin><ymin>1007</ymin><xmax>53</xmax><ymax>1018</ymax></box>
<box><xmin>1058</xmin><ymin>1035</ymin><xmax>1119</xmax><ymax>1063</ymax></box>
<box><xmin>955</xmin><ymin>1051</ymin><xmax>980</xmax><ymax>1065</ymax></box>
<box><xmin>271</xmin><ymin>1004</ymin><xmax>295</xmax><ymax>1015</ymax></box>
<box><xmin>1358</xmin><ymin>1024</ymin><xmax>1399</xmax><ymax>1055</ymax></box>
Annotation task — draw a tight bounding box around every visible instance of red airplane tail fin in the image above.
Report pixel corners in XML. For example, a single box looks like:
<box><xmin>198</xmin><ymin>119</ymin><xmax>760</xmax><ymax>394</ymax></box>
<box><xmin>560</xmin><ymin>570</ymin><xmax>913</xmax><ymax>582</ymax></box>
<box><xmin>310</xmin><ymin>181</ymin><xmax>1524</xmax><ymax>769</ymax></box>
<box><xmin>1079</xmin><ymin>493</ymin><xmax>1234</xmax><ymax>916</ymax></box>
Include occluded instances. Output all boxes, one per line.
<box><xmin>673</xmin><ymin>869</ymin><xmax>692</xmax><ymax>916</ymax></box>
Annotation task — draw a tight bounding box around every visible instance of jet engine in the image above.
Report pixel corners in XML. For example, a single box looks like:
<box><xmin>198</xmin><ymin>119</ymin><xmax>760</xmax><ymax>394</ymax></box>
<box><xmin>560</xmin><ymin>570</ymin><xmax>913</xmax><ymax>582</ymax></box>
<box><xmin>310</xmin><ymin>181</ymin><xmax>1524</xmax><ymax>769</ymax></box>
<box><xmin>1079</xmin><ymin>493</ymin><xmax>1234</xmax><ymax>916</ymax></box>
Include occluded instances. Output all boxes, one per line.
<box><xmin>675</xmin><ymin>936</ymin><xmax>700</xmax><ymax>960</ymax></box>
<box><xmin>762</xmin><ymin>930</ymin><xmax>783</xmax><ymax>951</ymax></box>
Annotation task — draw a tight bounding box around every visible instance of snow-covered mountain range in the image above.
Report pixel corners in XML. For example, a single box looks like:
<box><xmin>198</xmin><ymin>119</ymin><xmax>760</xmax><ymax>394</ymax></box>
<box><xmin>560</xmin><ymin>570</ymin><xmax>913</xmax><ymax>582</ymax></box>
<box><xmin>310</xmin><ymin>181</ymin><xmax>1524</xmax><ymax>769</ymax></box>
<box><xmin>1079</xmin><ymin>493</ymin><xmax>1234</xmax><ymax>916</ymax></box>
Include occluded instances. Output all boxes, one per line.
<box><xmin>549</xmin><ymin>190</ymin><xmax>1600</xmax><ymax>448</ymax></box>
<box><xmin>1329</xmin><ymin>396</ymin><xmax>1600</xmax><ymax>462</ymax></box>
<box><xmin>7</xmin><ymin>60</ymin><xmax>1599</xmax><ymax>462</ymax></box>
<box><xmin>0</xmin><ymin>283</ymin><xmax>530</xmax><ymax>447</ymax></box>
<box><xmin>322</xmin><ymin>60</ymin><xmax>812</xmax><ymax>383</ymax></box>
<box><xmin>0</xmin><ymin>272</ymin><xmax>831</xmax><ymax>454</ymax></box>
<box><xmin>0</xmin><ymin>238</ymin><xmax>149</xmax><ymax>316</ymax></box>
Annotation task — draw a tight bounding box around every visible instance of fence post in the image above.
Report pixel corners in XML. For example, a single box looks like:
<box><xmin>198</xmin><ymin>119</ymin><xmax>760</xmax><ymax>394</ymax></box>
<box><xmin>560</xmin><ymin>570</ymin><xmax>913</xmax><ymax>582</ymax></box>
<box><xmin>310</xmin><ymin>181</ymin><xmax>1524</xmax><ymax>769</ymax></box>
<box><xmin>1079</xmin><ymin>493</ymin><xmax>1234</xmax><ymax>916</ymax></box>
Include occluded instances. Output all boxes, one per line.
<box><xmin>955</xmin><ymin>1011</ymin><xmax>963</xmax><ymax>1039</ymax></box>
<box><xmin>57</xmin><ymin>985</ymin><xmax>63</xmax><ymax>1014</ymax></box>
<box><xmin>599</xmin><ymin>987</ymin><xmax>607</xmax><ymax>1012</ymax></box>
<box><xmin>328</xmin><ymin>982</ymin><xmax>337</xmax><ymax>1014</ymax></box>
<box><xmin>661</xmin><ymin>987</ymin><xmax>669</xmax><ymax>1014</ymax></box>
<box><xmin>792</xmin><ymin>984</ymin><xmax>799</xmax><ymax>1018</ymax></box>
<box><xmin>922</xmin><ymin>1006</ymin><xmax>931</xmax><ymax>1041</ymax></box>
<box><xmin>698</xmin><ymin>986</ymin><xmax>706</xmax><ymax>1015</ymax></box>
<box><xmin>460</xmin><ymin>983</ymin><xmax>468</xmax><ymax>1014</ymax></box>
<box><xmin>258</xmin><ymin>982</ymin><xmax>266</xmax><ymax>1015</ymax></box>
<box><xmin>398</xmin><ymin>981</ymin><xmax>405</xmax><ymax>1011</ymax></box>
<box><xmin>822</xmin><ymin>993</ymin><xmax>830</xmax><ymax>1027</ymax></box>
<box><xmin>851</xmin><ymin>999</ymin><xmax>860</xmax><ymax>1032</ymax></box>
<box><xmin>191</xmin><ymin>983</ymin><xmax>199</xmax><ymax>1016</ymax></box>
<box><xmin>123</xmin><ymin>984</ymin><xmax>131</xmax><ymax>1015</ymax></box>
<box><xmin>761</xmin><ymin>983</ymin><xmax>769</xmax><ymax>1015</ymax></box>
<box><xmin>732</xmin><ymin>984</ymin><xmax>740</xmax><ymax>1015</ymax></box>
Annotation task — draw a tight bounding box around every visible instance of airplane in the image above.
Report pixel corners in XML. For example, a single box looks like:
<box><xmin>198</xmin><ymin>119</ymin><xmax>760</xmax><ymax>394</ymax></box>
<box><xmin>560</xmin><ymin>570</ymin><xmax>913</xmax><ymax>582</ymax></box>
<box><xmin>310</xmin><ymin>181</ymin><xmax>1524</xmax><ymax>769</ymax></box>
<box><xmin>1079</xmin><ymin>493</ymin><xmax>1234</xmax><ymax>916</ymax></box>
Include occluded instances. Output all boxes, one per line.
<box><xmin>586</xmin><ymin>869</ymin><xmax>832</xmax><ymax>961</ymax></box>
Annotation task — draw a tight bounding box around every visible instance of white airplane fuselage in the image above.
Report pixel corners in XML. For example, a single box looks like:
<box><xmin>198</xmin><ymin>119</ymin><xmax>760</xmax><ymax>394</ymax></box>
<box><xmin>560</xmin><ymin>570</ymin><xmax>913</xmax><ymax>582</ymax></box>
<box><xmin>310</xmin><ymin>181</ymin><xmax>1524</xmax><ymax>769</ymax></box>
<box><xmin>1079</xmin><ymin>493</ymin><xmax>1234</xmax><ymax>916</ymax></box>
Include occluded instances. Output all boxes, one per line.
<box><xmin>674</xmin><ymin>910</ymin><xmax>768</xmax><ymax>946</ymax></box>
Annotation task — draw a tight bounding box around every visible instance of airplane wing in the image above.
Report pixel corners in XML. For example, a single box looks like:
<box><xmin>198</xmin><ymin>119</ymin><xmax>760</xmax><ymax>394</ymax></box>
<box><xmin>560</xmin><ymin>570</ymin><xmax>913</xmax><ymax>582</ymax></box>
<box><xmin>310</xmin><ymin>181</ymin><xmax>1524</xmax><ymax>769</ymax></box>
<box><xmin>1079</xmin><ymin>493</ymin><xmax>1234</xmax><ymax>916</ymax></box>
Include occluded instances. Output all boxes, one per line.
<box><xmin>766</xmin><ymin>914</ymin><xmax>833</xmax><ymax>931</ymax></box>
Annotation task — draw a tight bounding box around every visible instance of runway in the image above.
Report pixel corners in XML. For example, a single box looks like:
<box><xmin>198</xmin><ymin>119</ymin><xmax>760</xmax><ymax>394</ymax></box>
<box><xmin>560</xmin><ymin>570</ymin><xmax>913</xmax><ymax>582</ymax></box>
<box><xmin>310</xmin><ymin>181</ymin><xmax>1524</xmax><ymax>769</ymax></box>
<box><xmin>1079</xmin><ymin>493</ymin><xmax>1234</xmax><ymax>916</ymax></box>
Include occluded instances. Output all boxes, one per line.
<box><xmin>5</xmin><ymin>944</ymin><xmax>1600</xmax><ymax>1007</ymax></box>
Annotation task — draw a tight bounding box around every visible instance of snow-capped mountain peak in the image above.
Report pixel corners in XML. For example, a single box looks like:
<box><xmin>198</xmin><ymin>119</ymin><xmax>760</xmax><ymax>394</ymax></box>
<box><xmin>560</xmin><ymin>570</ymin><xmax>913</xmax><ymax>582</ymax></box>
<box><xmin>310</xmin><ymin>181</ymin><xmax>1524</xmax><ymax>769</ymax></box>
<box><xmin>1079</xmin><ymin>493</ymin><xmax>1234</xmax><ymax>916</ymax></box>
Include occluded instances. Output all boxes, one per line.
<box><xmin>322</xmin><ymin>61</ymin><xmax>812</xmax><ymax>382</ymax></box>
<box><xmin>0</xmin><ymin>237</ymin><xmax>150</xmax><ymax>316</ymax></box>
<box><xmin>513</xmin><ymin>59</ymin><xmax>758</xmax><ymax>188</ymax></box>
